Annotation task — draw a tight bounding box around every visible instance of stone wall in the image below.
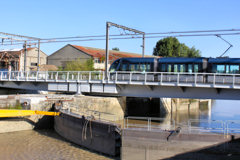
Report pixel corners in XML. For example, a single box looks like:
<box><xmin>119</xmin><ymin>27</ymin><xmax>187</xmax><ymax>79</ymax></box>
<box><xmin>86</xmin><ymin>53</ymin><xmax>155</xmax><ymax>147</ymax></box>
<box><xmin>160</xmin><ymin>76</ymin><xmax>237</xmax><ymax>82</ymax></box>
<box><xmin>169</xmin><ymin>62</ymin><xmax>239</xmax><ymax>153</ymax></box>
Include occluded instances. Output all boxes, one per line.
<box><xmin>160</xmin><ymin>98</ymin><xmax>211</xmax><ymax>114</ymax></box>
<box><xmin>0</xmin><ymin>94</ymin><xmax>57</xmax><ymax>133</ymax></box>
<box><xmin>63</xmin><ymin>95</ymin><xmax>126</xmax><ymax>121</ymax></box>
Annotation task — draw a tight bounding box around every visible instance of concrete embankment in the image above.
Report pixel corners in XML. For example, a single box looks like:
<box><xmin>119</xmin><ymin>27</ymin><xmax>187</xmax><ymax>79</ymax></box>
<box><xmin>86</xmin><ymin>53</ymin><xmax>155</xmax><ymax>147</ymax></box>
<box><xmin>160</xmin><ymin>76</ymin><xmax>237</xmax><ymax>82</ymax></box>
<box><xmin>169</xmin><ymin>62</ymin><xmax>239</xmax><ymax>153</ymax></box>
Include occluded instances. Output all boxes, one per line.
<box><xmin>66</xmin><ymin>95</ymin><xmax>126</xmax><ymax>121</ymax></box>
<box><xmin>54</xmin><ymin>109</ymin><xmax>121</xmax><ymax>156</ymax></box>
<box><xmin>0</xmin><ymin>93</ymin><xmax>217</xmax><ymax>158</ymax></box>
<box><xmin>122</xmin><ymin>129</ymin><xmax>239</xmax><ymax>160</ymax></box>
<box><xmin>0</xmin><ymin>94</ymin><xmax>126</xmax><ymax>133</ymax></box>
<box><xmin>0</xmin><ymin>94</ymin><xmax>68</xmax><ymax>133</ymax></box>
<box><xmin>0</xmin><ymin>94</ymin><xmax>211</xmax><ymax>133</ymax></box>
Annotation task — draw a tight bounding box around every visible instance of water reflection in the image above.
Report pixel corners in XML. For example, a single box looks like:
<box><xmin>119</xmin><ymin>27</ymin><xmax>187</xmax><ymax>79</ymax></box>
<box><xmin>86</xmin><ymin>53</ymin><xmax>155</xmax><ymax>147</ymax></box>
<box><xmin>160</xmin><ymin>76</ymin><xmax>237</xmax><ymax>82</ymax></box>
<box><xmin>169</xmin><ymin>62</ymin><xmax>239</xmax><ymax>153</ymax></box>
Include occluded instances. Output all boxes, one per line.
<box><xmin>161</xmin><ymin>99</ymin><xmax>240</xmax><ymax>133</ymax></box>
<box><xmin>211</xmin><ymin>100</ymin><xmax>240</xmax><ymax>121</ymax></box>
<box><xmin>167</xmin><ymin>99</ymin><xmax>240</xmax><ymax>123</ymax></box>
<box><xmin>163</xmin><ymin>99</ymin><xmax>211</xmax><ymax>124</ymax></box>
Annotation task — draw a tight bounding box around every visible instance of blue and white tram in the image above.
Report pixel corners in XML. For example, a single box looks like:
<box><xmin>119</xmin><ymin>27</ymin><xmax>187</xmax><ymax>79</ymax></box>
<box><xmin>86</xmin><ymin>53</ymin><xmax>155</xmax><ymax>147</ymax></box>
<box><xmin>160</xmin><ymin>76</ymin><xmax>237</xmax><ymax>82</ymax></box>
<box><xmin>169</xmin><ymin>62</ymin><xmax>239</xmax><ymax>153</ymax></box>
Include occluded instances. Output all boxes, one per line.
<box><xmin>109</xmin><ymin>57</ymin><xmax>240</xmax><ymax>84</ymax></box>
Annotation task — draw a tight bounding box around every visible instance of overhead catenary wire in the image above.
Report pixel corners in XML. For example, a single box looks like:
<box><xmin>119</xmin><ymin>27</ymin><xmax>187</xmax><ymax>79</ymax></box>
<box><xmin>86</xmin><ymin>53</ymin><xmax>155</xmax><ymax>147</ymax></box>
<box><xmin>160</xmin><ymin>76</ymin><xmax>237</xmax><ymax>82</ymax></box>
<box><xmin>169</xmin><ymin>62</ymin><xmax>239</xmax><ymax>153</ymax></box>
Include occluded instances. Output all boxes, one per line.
<box><xmin>1</xmin><ymin>31</ymin><xmax>240</xmax><ymax>46</ymax></box>
<box><xmin>1</xmin><ymin>28</ymin><xmax>240</xmax><ymax>43</ymax></box>
<box><xmin>38</xmin><ymin>28</ymin><xmax>240</xmax><ymax>40</ymax></box>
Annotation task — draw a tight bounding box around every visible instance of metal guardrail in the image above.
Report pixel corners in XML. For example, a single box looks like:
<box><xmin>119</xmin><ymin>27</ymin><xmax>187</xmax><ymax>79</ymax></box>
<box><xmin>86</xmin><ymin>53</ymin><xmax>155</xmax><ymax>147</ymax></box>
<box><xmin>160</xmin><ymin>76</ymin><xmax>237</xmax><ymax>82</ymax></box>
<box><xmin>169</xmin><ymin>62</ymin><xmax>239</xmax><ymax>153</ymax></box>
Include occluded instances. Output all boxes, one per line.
<box><xmin>124</xmin><ymin>117</ymin><xmax>240</xmax><ymax>135</ymax></box>
<box><xmin>59</xmin><ymin>103</ymin><xmax>120</xmax><ymax>122</ymax></box>
<box><xmin>188</xmin><ymin>119</ymin><xmax>225</xmax><ymax>134</ymax></box>
<box><xmin>226</xmin><ymin>120</ymin><xmax>240</xmax><ymax>135</ymax></box>
<box><xmin>124</xmin><ymin>116</ymin><xmax>175</xmax><ymax>131</ymax></box>
<box><xmin>1</xmin><ymin>71</ymin><xmax>240</xmax><ymax>89</ymax></box>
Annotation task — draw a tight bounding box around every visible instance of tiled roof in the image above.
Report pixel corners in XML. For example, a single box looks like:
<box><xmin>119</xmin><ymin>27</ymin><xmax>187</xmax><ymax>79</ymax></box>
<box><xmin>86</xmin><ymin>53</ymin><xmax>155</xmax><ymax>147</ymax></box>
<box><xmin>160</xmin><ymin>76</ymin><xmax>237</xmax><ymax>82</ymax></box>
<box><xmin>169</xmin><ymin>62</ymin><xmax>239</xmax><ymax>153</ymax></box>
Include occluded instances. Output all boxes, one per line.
<box><xmin>0</xmin><ymin>48</ymin><xmax>37</xmax><ymax>54</ymax></box>
<box><xmin>71</xmin><ymin>45</ymin><xmax>154</xmax><ymax>61</ymax></box>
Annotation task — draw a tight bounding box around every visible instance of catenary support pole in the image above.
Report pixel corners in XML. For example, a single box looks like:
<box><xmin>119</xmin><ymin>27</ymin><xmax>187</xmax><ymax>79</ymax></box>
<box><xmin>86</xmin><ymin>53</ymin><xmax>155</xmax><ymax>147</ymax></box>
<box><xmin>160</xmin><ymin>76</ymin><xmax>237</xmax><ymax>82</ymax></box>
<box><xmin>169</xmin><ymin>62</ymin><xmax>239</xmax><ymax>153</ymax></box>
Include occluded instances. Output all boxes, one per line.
<box><xmin>142</xmin><ymin>33</ymin><xmax>145</xmax><ymax>57</ymax></box>
<box><xmin>105</xmin><ymin>22</ymin><xmax>110</xmax><ymax>79</ymax></box>
<box><xmin>23</xmin><ymin>41</ymin><xmax>27</xmax><ymax>72</ymax></box>
<box><xmin>37</xmin><ymin>40</ymin><xmax>40</xmax><ymax>71</ymax></box>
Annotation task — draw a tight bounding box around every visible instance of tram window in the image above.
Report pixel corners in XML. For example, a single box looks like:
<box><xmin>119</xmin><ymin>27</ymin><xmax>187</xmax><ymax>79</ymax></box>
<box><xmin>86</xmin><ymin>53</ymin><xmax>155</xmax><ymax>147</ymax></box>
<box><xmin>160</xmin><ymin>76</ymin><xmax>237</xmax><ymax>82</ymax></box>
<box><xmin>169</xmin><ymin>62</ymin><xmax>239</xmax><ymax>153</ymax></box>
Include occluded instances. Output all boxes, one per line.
<box><xmin>146</xmin><ymin>64</ymin><xmax>151</xmax><ymax>72</ymax></box>
<box><xmin>167</xmin><ymin>64</ymin><xmax>172</xmax><ymax>72</ymax></box>
<box><xmin>161</xmin><ymin>64</ymin><xmax>166</xmax><ymax>72</ymax></box>
<box><xmin>216</xmin><ymin>65</ymin><xmax>225</xmax><ymax>73</ymax></box>
<box><xmin>230</xmin><ymin>65</ymin><xmax>239</xmax><ymax>73</ymax></box>
<box><xmin>121</xmin><ymin>63</ymin><xmax>128</xmax><ymax>71</ymax></box>
<box><xmin>140</xmin><ymin>64</ymin><xmax>146</xmax><ymax>72</ymax></box>
<box><xmin>130</xmin><ymin>64</ymin><xmax>135</xmax><ymax>71</ymax></box>
<box><xmin>179</xmin><ymin>64</ymin><xmax>185</xmax><ymax>72</ymax></box>
<box><xmin>212</xmin><ymin>64</ymin><xmax>217</xmax><ymax>73</ymax></box>
<box><xmin>188</xmin><ymin>64</ymin><xmax>193</xmax><ymax>73</ymax></box>
<box><xmin>135</xmin><ymin>64</ymin><xmax>140</xmax><ymax>71</ymax></box>
<box><xmin>174</xmin><ymin>64</ymin><xmax>178</xmax><ymax>72</ymax></box>
<box><xmin>194</xmin><ymin>64</ymin><xmax>199</xmax><ymax>72</ymax></box>
<box><xmin>109</xmin><ymin>60</ymin><xmax>119</xmax><ymax>72</ymax></box>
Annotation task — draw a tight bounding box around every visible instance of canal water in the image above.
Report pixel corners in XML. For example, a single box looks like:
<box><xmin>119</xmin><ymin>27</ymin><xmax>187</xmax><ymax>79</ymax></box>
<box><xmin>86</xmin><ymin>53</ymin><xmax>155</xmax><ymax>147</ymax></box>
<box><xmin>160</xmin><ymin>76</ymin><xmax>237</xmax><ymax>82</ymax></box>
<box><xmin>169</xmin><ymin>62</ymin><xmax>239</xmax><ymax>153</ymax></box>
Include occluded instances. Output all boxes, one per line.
<box><xmin>126</xmin><ymin>99</ymin><xmax>240</xmax><ymax>133</ymax></box>
<box><xmin>169</xmin><ymin>99</ymin><xmax>240</xmax><ymax>133</ymax></box>
<box><xmin>182</xmin><ymin>99</ymin><xmax>240</xmax><ymax>122</ymax></box>
<box><xmin>210</xmin><ymin>100</ymin><xmax>240</xmax><ymax>121</ymax></box>
<box><xmin>1</xmin><ymin>99</ymin><xmax>240</xmax><ymax>159</ymax></box>
<box><xmin>0</xmin><ymin>129</ymin><xmax>113</xmax><ymax>160</ymax></box>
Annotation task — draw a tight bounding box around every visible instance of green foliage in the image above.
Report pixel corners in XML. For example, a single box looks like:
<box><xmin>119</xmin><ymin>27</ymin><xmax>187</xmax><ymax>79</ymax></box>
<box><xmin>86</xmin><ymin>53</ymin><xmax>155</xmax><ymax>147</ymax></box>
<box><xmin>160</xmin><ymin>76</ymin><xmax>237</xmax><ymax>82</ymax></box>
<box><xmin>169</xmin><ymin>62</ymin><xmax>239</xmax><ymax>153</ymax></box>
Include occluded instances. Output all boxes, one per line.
<box><xmin>100</xmin><ymin>56</ymin><xmax>105</xmax><ymax>62</ymax></box>
<box><xmin>4</xmin><ymin>101</ymin><xmax>23</xmax><ymax>109</ymax></box>
<box><xmin>58</xmin><ymin>66</ymin><xmax>63</xmax><ymax>71</ymax></box>
<box><xmin>153</xmin><ymin>37</ymin><xmax>201</xmax><ymax>57</ymax></box>
<box><xmin>64</xmin><ymin>58</ymin><xmax>94</xmax><ymax>71</ymax></box>
<box><xmin>112</xmin><ymin>47</ymin><xmax>120</xmax><ymax>51</ymax></box>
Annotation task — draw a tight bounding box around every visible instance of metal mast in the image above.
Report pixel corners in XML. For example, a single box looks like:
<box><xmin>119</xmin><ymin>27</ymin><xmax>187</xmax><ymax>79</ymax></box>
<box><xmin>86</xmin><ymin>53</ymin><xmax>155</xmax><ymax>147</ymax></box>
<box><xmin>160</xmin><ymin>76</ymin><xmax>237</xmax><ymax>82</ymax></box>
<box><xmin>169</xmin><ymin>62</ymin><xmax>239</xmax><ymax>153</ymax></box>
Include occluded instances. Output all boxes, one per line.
<box><xmin>105</xmin><ymin>22</ymin><xmax>145</xmax><ymax>79</ymax></box>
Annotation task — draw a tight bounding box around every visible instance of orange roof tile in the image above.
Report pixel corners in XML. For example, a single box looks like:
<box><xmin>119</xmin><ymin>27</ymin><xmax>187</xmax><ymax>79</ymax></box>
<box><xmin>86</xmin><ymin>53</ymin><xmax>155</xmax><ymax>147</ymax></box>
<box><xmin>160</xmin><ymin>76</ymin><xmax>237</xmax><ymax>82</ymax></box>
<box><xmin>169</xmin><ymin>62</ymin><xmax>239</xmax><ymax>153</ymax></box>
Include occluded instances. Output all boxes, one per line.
<box><xmin>71</xmin><ymin>45</ymin><xmax>154</xmax><ymax>62</ymax></box>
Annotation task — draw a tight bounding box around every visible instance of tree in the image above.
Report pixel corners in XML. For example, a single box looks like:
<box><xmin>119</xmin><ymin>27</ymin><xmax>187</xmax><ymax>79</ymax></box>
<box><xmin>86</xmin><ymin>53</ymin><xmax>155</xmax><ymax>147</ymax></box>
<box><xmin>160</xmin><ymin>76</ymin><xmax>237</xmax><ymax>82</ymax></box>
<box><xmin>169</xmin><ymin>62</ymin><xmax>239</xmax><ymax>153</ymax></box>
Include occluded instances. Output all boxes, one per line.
<box><xmin>153</xmin><ymin>37</ymin><xmax>201</xmax><ymax>57</ymax></box>
<box><xmin>112</xmin><ymin>47</ymin><xmax>120</xmax><ymax>51</ymax></box>
<box><xmin>62</xmin><ymin>58</ymin><xmax>94</xmax><ymax>71</ymax></box>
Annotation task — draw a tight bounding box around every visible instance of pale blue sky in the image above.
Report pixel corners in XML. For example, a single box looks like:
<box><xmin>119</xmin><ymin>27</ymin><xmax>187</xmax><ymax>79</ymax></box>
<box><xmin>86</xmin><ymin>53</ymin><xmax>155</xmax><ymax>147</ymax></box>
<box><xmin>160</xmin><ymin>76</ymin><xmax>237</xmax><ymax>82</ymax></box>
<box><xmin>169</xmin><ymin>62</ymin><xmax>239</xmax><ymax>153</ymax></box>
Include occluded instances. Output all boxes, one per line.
<box><xmin>1</xmin><ymin>0</ymin><xmax>240</xmax><ymax>57</ymax></box>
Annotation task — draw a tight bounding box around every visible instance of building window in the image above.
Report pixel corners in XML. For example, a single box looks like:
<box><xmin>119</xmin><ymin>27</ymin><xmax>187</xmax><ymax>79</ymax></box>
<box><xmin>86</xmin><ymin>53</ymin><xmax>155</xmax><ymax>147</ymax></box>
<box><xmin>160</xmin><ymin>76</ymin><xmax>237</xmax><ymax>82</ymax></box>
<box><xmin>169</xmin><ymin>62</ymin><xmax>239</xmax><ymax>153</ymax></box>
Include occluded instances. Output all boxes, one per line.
<box><xmin>94</xmin><ymin>58</ymin><xmax>100</xmax><ymax>63</ymax></box>
<box><xmin>31</xmin><ymin>63</ymin><xmax>38</xmax><ymax>66</ymax></box>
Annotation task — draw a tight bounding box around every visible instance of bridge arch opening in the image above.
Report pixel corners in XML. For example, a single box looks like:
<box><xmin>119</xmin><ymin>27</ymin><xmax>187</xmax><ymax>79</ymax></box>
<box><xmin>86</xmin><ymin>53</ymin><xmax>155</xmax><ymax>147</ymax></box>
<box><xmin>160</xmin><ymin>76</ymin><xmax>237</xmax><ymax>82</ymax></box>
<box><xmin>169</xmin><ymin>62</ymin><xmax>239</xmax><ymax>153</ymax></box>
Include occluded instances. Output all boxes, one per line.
<box><xmin>125</xmin><ymin>97</ymin><xmax>162</xmax><ymax>117</ymax></box>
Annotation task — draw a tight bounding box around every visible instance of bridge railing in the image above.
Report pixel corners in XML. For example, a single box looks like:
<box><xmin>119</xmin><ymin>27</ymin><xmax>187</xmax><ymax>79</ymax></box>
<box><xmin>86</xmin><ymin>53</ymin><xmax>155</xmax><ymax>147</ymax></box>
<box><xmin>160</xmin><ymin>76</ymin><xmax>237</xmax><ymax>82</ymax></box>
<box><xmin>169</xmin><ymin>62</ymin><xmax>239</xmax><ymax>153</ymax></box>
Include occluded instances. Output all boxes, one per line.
<box><xmin>1</xmin><ymin>71</ymin><xmax>240</xmax><ymax>88</ymax></box>
<box><xmin>0</xmin><ymin>71</ymin><xmax>105</xmax><ymax>82</ymax></box>
<box><xmin>109</xmin><ymin>71</ymin><xmax>240</xmax><ymax>87</ymax></box>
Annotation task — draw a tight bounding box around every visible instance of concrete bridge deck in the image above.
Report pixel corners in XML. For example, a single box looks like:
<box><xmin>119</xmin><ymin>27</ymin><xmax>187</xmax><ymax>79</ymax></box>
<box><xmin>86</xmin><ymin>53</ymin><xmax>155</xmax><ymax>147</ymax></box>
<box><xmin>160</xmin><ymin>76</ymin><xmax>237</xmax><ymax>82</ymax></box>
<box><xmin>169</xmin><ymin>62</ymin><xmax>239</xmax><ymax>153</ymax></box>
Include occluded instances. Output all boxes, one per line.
<box><xmin>1</xmin><ymin>71</ymin><xmax>240</xmax><ymax>99</ymax></box>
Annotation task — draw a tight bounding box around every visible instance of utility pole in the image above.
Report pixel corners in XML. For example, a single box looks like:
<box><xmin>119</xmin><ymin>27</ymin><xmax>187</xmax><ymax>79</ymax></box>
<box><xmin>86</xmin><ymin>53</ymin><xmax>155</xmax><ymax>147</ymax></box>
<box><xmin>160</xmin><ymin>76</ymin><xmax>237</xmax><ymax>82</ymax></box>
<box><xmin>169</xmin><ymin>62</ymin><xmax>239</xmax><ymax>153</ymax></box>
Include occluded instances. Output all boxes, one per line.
<box><xmin>142</xmin><ymin>33</ymin><xmax>145</xmax><ymax>57</ymax></box>
<box><xmin>105</xmin><ymin>22</ymin><xmax>145</xmax><ymax>79</ymax></box>
<box><xmin>37</xmin><ymin>40</ymin><xmax>40</xmax><ymax>71</ymax></box>
<box><xmin>23</xmin><ymin>41</ymin><xmax>27</xmax><ymax>72</ymax></box>
<box><xmin>105</xmin><ymin>23</ymin><xmax>110</xmax><ymax>79</ymax></box>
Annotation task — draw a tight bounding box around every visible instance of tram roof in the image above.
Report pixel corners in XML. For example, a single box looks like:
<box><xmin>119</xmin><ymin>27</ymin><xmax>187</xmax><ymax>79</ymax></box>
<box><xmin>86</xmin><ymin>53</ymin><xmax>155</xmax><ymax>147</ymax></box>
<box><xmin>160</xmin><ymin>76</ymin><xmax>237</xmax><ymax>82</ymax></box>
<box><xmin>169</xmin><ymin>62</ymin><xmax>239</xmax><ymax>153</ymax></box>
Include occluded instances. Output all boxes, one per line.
<box><xmin>208</xmin><ymin>58</ymin><xmax>240</xmax><ymax>63</ymax></box>
<box><xmin>120</xmin><ymin>57</ymin><xmax>156</xmax><ymax>63</ymax></box>
<box><xmin>158</xmin><ymin>57</ymin><xmax>205</xmax><ymax>63</ymax></box>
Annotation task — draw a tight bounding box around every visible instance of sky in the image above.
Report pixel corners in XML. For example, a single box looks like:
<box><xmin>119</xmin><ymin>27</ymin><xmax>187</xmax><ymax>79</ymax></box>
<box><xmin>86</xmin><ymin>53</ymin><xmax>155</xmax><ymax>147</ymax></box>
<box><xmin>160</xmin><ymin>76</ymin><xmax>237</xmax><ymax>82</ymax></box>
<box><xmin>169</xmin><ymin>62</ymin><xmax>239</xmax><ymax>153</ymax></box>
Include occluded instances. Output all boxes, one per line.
<box><xmin>1</xmin><ymin>0</ymin><xmax>240</xmax><ymax>58</ymax></box>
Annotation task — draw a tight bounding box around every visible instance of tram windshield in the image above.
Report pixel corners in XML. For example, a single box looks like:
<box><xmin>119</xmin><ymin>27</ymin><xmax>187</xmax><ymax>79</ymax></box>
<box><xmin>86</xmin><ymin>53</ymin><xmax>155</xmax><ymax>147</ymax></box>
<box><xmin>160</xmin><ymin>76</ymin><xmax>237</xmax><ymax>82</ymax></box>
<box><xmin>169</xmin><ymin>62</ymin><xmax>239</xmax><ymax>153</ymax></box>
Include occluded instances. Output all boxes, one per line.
<box><xmin>109</xmin><ymin>60</ymin><xmax>120</xmax><ymax>72</ymax></box>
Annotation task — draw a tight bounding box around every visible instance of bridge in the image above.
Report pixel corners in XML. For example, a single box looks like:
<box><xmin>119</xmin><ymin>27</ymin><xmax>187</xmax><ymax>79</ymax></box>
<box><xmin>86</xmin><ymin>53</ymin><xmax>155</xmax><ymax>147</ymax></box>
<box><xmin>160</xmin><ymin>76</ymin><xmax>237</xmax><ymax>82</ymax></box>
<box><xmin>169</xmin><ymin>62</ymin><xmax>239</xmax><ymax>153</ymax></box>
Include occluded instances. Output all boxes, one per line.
<box><xmin>1</xmin><ymin>71</ymin><xmax>240</xmax><ymax>100</ymax></box>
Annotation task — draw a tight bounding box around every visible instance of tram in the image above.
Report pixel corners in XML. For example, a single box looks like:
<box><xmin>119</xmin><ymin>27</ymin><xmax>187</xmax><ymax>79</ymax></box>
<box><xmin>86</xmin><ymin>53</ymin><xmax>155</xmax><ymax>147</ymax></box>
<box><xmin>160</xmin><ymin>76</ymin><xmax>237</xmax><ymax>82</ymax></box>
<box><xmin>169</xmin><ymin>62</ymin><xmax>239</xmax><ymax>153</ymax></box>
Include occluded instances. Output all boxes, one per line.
<box><xmin>109</xmin><ymin>57</ymin><xmax>240</xmax><ymax>74</ymax></box>
<box><xmin>109</xmin><ymin>57</ymin><xmax>240</xmax><ymax>84</ymax></box>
